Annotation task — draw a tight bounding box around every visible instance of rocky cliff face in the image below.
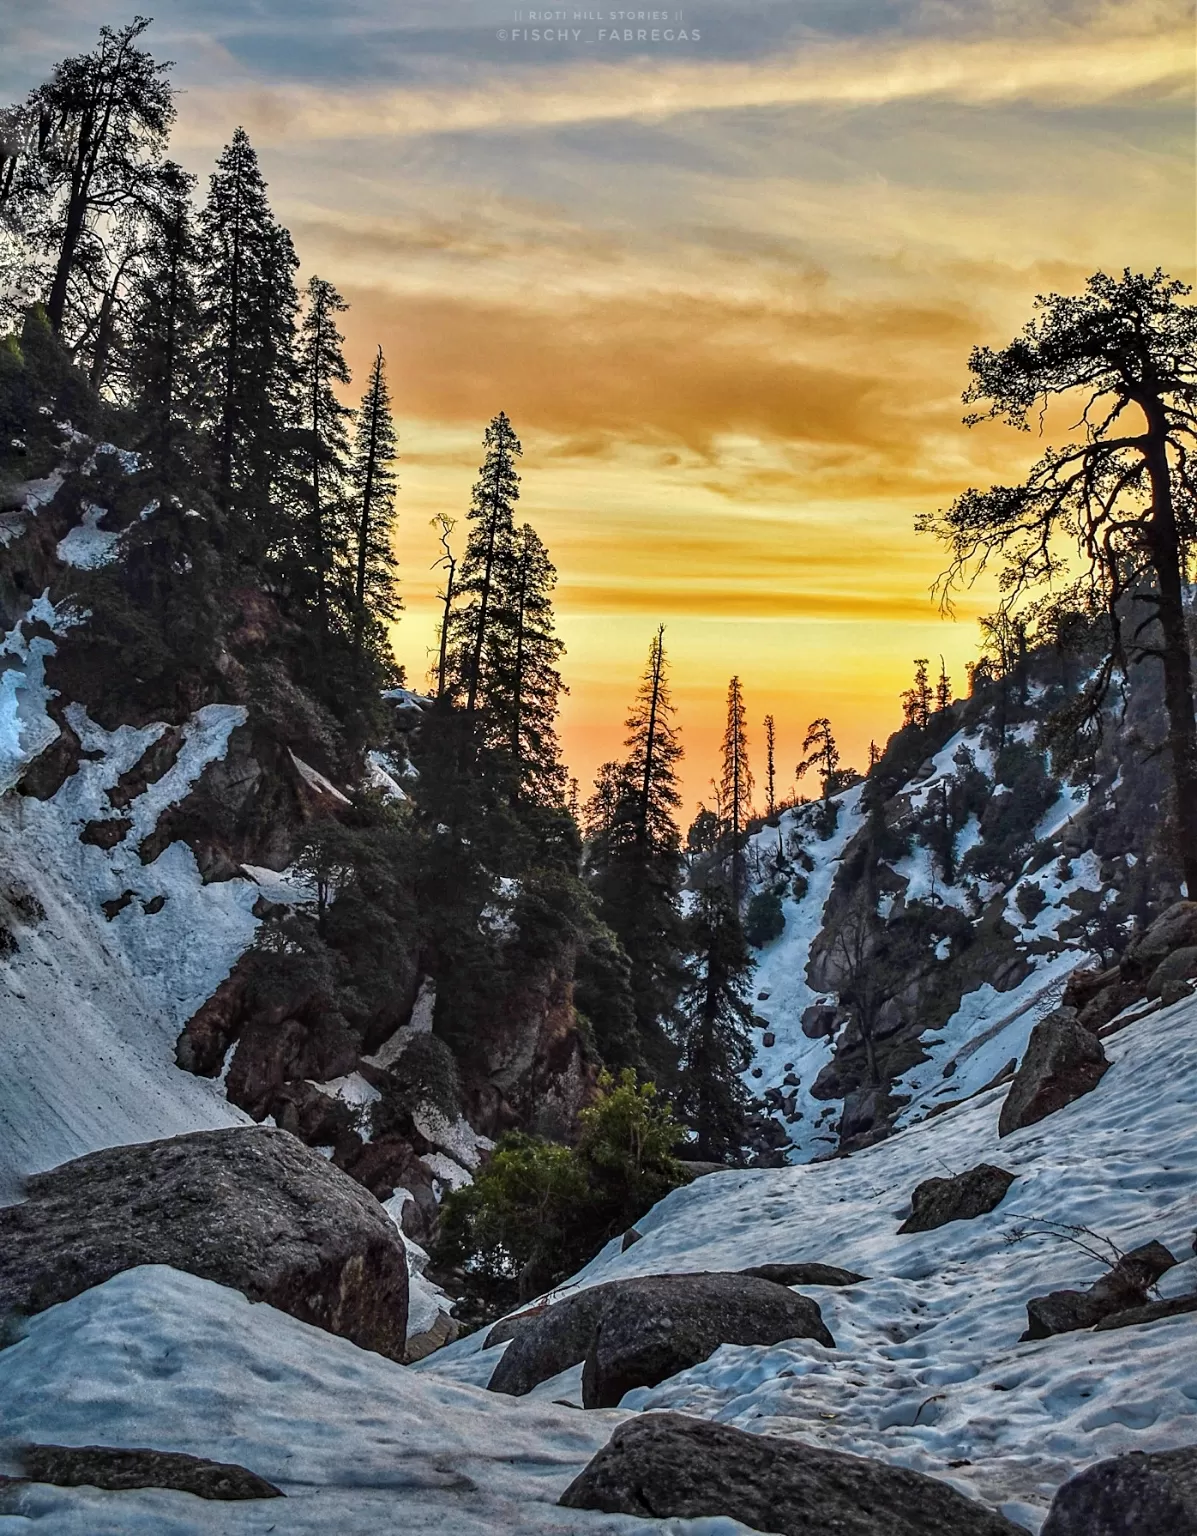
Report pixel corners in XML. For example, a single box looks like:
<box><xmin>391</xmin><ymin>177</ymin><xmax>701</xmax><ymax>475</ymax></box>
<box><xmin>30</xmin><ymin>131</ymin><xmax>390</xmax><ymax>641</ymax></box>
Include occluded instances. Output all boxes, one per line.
<box><xmin>0</xmin><ymin>429</ymin><xmax>594</xmax><ymax>1226</ymax></box>
<box><xmin>740</xmin><ymin>627</ymin><xmax>1191</xmax><ymax>1160</ymax></box>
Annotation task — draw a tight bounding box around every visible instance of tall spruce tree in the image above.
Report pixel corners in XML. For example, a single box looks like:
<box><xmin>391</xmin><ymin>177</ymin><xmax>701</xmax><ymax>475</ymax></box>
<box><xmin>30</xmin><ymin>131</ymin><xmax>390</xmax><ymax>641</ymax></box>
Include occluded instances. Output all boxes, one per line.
<box><xmin>348</xmin><ymin>345</ymin><xmax>400</xmax><ymax>655</ymax></box>
<box><xmin>294</xmin><ymin>273</ymin><xmax>352</xmax><ymax>633</ymax></box>
<box><xmin>491</xmin><ymin>521</ymin><xmax>566</xmax><ymax>804</ymax></box>
<box><xmin>584</xmin><ymin>628</ymin><xmax>688</xmax><ymax>1072</ymax></box>
<box><xmin>719</xmin><ymin>675</ymin><xmax>753</xmax><ymax>901</ymax></box>
<box><xmin>677</xmin><ymin>880</ymin><xmax>754</xmax><ymax>1162</ymax></box>
<box><xmin>763</xmin><ymin>713</ymin><xmax>777</xmax><ymax>818</ymax></box>
<box><xmin>901</xmin><ymin>658</ymin><xmax>932</xmax><ymax>729</ymax></box>
<box><xmin>796</xmin><ymin>717</ymin><xmax>840</xmax><ymax>801</ymax></box>
<box><xmin>198</xmin><ymin>127</ymin><xmax>298</xmax><ymax>550</ymax></box>
<box><xmin>127</xmin><ymin>160</ymin><xmax>203</xmax><ymax>492</ymax></box>
<box><xmin>450</xmin><ymin>411</ymin><xmax>521</xmax><ymax>720</ymax></box>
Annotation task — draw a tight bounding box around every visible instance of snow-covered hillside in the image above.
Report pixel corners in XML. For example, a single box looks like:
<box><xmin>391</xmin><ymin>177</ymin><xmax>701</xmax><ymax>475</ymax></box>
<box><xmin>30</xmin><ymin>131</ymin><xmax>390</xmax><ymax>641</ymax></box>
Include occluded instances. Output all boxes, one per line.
<box><xmin>2</xmin><ymin>987</ymin><xmax>1193</xmax><ymax>1532</ymax></box>
<box><xmin>423</xmin><ymin>992</ymin><xmax>1197</xmax><ymax>1533</ymax></box>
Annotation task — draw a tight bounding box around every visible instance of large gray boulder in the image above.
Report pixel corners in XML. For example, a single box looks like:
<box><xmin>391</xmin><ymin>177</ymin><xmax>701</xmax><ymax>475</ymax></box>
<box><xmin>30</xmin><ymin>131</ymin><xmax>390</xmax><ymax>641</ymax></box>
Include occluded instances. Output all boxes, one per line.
<box><xmin>3</xmin><ymin>1445</ymin><xmax>282</xmax><ymax>1501</ymax></box>
<box><xmin>581</xmin><ymin>1273</ymin><xmax>834</xmax><ymax>1409</ymax></box>
<box><xmin>0</xmin><ymin>1127</ymin><xmax>408</xmax><ymax>1360</ymax></box>
<box><xmin>899</xmin><ymin>1164</ymin><xmax>1016</xmax><ymax>1234</ymax></box>
<box><xmin>1041</xmin><ymin>1446</ymin><xmax>1197</xmax><ymax>1534</ymax></box>
<box><xmin>1121</xmin><ymin>901</ymin><xmax>1197</xmax><ymax>983</ymax></box>
<box><xmin>560</xmin><ymin>1412</ymin><xmax>1026</xmax><ymax>1534</ymax></box>
<box><xmin>741</xmin><ymin>1262</ymin><xmax>866</xmax><ymax>1287</ymax></box>
<box><xmin>998</xmin><ymin>1016</ymin><xmax>1110</xmax><ymax>1137</ymax></box>
<box><xmin>488</xmin><ymin>1272</ymin><xmax>832</xmax><ymax>1405</ymax></box>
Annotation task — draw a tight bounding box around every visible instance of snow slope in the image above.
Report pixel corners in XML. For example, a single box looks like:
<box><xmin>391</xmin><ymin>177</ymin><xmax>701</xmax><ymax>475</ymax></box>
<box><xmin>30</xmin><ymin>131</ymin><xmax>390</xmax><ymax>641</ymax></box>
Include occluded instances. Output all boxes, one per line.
<box><xmin>0</xmin><ymin>593</ymin><xmax>267</xmax><ymax>1195</ymax></box>
<box><xmin>429</xmin><ymin>995</ymin><xmax>1197</xmax><ymax>1533</ymax></box>
<box><xmin>0</xmin><ymin>1265</ymin><xmax>754</xmax><ymax>1536</ymax></box>
<box><xmin>739</xmin><ymin>786</ymin><xmax>866</xmax><ymax>1158</ymax></box>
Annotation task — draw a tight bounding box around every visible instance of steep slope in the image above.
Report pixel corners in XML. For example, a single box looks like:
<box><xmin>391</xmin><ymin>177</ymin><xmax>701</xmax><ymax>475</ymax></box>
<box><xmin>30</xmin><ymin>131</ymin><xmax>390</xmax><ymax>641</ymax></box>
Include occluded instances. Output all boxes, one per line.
<box><xmin>426</xmin><ymin>992</ymin><xmax>1197</xmax><ymax>1533</ymax></box>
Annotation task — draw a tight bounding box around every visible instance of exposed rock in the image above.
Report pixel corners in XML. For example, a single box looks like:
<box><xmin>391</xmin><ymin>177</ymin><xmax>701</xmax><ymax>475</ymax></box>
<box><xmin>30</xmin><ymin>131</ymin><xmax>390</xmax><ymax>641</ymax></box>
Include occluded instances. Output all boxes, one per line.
<box><xmin>998</xmin><ymin>1016</ymin><xmax>1110</xmax><ymax>1137</ymax></box>
<box><xmin>1148</xmin><ymin>945</ymin><xmax>1197</xmax><ymax>998</ymax></box>
<box><xmin>559</xmin><ymin>1412</ymin><xmax>1025</xmax><ymax>1534</ymax></box>
<box><xmin>1161</xmin><ymin>978</ymin><xmax>1195</xmax><ymax>1008</ymax></box>
<box><xmin>801</xmin><ymin>1003</ymin><xmax>838</xmax><ymax>1039</ymax></box>
<box><xmin>740</xmin><ymin>1262</ymin><xmax>866</xmax><ymax>1287</ymax></box>
<box><xmin>580</xmin><ymin>1273</ymin><xmax>833</xmax><ymax>1409</ymax></box>
<box><xmin>403</xmin><ymin>1310</ymin><xmax>461</xmax><ymax>1365</ymax></box>
<box><xmin>1122</xmin><ymin>901</ymin><xmax>1197</xmax><ymax>983</ymax></box>
<box><xmin>621</xmin><ymin>1228</ymin><xmax>643</xmax><ymax>1252</ymax></box>
<box><xmin>762</xmin><ymin>1031</ymin><xmax>776</xmax><ymax>1048</ymax></box>
<box><xmin>0</xmin><ymin>1127</ymin><xmax>409</xmax><ymax>1360</ymax></box>
<box><xmin>1041</xmin><ymin>1446</ymin><xmax>1197</xmax><ymax>1535</ymax></box>
<box><xmin>899</xmin><ymin>1164</ymin><xmax>1016</xmax><ymax>1234</ymax></box>
<box><xmin>489</xmin><ymin>1273</ymin><xmax>833</xmax><ymax>1405</ymax></box>
<box><xmin>1092</xmin><ymin>1293</ymin><xmax>1197</xmax><ymax>1331</ymax></box>
<box><xmin>79</xmin><ymin>815</ymin><xmax>132</xmax><ymax>848</ymax></box>
<box><xmin>1023</xmin><ymin>1240</ymin><xmax>1178</xmax><ymax>1340</ymax></box>
<box><xmin>11</xmin><ymin>1444</ymin><xmax>282</xmax><ymax>1501</ymax></box>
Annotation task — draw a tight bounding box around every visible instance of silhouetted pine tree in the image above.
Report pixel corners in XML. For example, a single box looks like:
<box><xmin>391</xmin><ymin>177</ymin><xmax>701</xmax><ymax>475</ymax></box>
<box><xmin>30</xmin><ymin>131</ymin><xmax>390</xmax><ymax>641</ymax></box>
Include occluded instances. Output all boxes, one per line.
<box><xmin>719</xmin><ymin>675</ymin><xmax>753</xmax><ymax>901</ymax></box>
<box><xmin>584</xmin><ymin>627</ymin><xmax>688</xmax><ymax>1073</ymax></box>
<box><xmin>449</xmin><ymin>411</ymin><xmax>521</xmax><ymax>720</ymax></box>
<box><xmin>490</xmin><ymin>521</ymin><xmax>566</xmax><ymax>804</ymax></box>
<box><xmin>348</xmin><ymin>345</ymin><xmax>400</xmax><ymax>655</ymax></box>
<box><xmin>901</xmin><ymin>658</ymin><xmax>932</xmax><ymax>729</ymax></box>
<box><xmin>293</xmin><ymin>274</ymin><xmax>352</xmax><ymax>634</ymax></box>
<box><xmin>198</xmin><ymin>127</ymin><xmax>298</xmax><ymax>553</ymax></box>
<box><xmin>677</xmin><ymin>881</ymin><xmax>754</xmax><ymax>1162</ymax></box>
<box><xmin>936</xmin><ymin>657</ymin><xmax>952</xmax><ymax>712</ymax></box>
<box><xmin>796</xmin><ymin>716</ymin><xmax>840</xmax><ymax>801</ymax></box>
<box><xmin>763</xmin><ymin>713</ymin><xmax>777</xmax><ymax>818</ymax></box>
<box><xmin>127</xmin><ymin>161</ymin><xmax>203</xmax><ymax>493</ymax></box>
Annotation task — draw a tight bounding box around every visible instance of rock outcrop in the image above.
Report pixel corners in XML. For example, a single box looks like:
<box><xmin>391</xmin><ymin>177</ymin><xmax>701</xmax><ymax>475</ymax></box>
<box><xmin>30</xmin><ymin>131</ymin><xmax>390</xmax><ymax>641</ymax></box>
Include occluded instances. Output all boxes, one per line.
<box><xmin>4</xmin><ymin>1445</ymin><xmax>283</xmax><ymax>1501</ymax></box>
<box><xmin>899</xmin><ymin>1164</ymin><xmax>1016</xmax><ymax>1234</ymax></box>
<box><xmin>740</xmin><ymin>1262</ymin><xmax>866</xmax><ymax>1287</ymax></box>
<box><xmin>559</xmin><ymin>1412</ymin><xmax>1026</xmax><ymax>1534</ymax></box>
<box><xmin>998</xmin><ymin>1016</ymin><xmax>1110</xmax><ymax>1137</ymax></box>
<box><xmin>1041</xmin><ymin>1446</ymin><xmax>1197</xmax><ymax>1535</ymax></box>
<box><xmin>1023</xmin><ymin>1240</ymin><xmax>1178</xmax><ymax>1339</ymax></box>
<box><xmin>0</xmin><ymin>1127</ymin><xmax>409</xmax><ymax>1360</ymax></box>
<box><xmin>488</xmin><ymin>1272</ymin><xmax>833</xmax><ymax>1405</ymax></box>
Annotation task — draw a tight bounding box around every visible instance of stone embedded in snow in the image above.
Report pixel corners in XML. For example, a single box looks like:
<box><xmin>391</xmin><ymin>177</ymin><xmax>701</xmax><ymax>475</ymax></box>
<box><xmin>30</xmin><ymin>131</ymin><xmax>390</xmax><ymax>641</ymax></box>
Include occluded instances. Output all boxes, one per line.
<box><xmin>10</xmin><ymin>1444</ymin><xmax>283</xmax><ymax>1501</ymax></box>
<box><xmin>1023</xmin><ymin>1240</ymin><xmax>1178</xmax><ymax>1340</ymax></box>
<box><xmin>559</xmin><ymin>1412</ymin><xmax>1026</xmax><ymax>1534</ymax></box>
<box><xmin>998</xmin><ymin>1014</ymin><xmax>1110</xmax><ymax>1137</ymax></box>
<box><xmin>740</xmin><ymin>1262</ymin><xmax>866</xmax><ymax>1287</ymax></box>
<box><xmin>1041</xmin><ymin>1445</ymin><xmax>1197</xmax><ymax>1535</ymax></box>
<box><xmin>1147</xmin><ymin>945</ymin><xmax>1197</xmax><ymax>999</ymax></box>
<box><xmin>489</xmin><ymin>1273</ymin><xmax>833</xmax><ymax>1407</ymax></box>
<box><xmin>899</xmin><ymin>1164</ymin><xmax>1016</xmax><ymax>1234</ymax></box>
<box><xmin>1122</xmin><ymin>901</ymin><xmax>1197</xmax><ymax>983</ymax></box>
<box><xmin>0</xmin><ymin>1127</ymin><xmax>409</xmax><ymax>1359</ymax></box>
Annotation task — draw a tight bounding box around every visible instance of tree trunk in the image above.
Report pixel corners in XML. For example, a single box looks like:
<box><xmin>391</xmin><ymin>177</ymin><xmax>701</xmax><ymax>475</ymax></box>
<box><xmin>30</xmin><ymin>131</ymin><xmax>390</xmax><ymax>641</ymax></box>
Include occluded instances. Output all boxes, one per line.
<box><xmin>1143</xmin><ymin>404</ymin><xmax>1197</xmax><ymax>896</ymax></box>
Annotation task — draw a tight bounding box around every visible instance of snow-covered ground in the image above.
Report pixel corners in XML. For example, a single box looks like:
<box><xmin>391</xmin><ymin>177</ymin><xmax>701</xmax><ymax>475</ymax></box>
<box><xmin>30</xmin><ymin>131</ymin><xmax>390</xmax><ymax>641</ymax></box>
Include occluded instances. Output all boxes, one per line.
<box><xmin>739</xmin><ymin>786</ymin><xmax>866</xmax><ymax>1158</ymax></box>
<box><xmin>430</xmin><ymin>995</ymin><xmax>1197</xmax><ymax>1533</ymax></box>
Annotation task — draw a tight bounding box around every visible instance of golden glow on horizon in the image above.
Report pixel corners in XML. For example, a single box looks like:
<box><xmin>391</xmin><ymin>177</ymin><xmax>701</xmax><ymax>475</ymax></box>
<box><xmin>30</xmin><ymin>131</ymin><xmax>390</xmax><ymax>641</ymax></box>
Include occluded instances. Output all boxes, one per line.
<box><xmin>167</xmin><ymin>0</ymin><xmax>1194</xmax><ymax>812</ymax></box>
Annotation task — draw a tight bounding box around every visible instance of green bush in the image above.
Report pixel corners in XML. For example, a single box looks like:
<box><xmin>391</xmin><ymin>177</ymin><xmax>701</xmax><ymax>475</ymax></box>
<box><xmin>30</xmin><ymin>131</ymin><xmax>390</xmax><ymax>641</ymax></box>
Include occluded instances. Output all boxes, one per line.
<box><xmin>744</xmin><ymin>890</ymin><xmax>785</xmax><ymax>947</ymax></box>
<box><xmin>435</xmin><ymin>1069</ymin><xmax>686</xmax><ymax>1321</ymax></box>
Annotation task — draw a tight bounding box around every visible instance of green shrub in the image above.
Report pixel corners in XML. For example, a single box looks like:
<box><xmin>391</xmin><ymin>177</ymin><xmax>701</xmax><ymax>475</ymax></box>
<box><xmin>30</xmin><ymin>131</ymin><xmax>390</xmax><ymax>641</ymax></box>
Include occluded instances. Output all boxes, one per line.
<box><xmin>744</xmin><ymin>890</ymin><xmax>785</xmax><ymax>947</ymax></box>
<box><xmin>435</xmin><ymin>1069</ymin><xmax>686</xmax><ymax>1321</ymax></box>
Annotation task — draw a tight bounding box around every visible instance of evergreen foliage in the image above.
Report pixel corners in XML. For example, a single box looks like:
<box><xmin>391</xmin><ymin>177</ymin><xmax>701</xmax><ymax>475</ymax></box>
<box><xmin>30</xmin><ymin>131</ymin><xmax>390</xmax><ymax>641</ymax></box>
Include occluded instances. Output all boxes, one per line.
<box><xmin>901</xmin><ymin>658</ymin><xmax>932</xmax><ymax>729</ymax></box>
<box><xmin>719</xmin><ymin>675</ymin><xmax>753</xmax><ymax>900</ymax></box>
<box><xmin>796</xmin><ymin>717</ymin><xmax>840</xmax><ymax>801</ymax></box>
<box><xmin>293</xmin><ymin>274</ymin><xmax>352</xmax><ymax>634</ymax></box>
<box><xmin>348</xmin><ymin>346</ymin><xmax>401</xmax><ymax>655</ymax></box>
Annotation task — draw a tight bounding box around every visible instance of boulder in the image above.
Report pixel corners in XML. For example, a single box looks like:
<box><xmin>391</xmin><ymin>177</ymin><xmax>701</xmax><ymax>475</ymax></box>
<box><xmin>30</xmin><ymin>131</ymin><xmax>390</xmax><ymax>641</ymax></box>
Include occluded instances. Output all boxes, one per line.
<box><xmin>489</xmin><ymin>1272</ymin><xmax>833</xmax><ymax>1406</ymax></box>
<box><xmin>7</xmin><ymin>1445</ymin><xmax>282</xmax><ymax>1501</ymax></box>
<box><xmin>1122</xmin><ymin>901</ymin><xmax>1197</xmax><ymax>983</ymax></box>
<box><xmin>581</xmin><ymin>1274</ymin><xmax>832</xmax><ymax>1409</ymax></box>
<box><xmin>1023</xmin><ymin>1240</ymin><xmax>1178</xmax><ymax>1340</ymax></box>
<box><xmin>0</xmin><ymin>1127</ymin><xmax>409</xmax><ymax>1360</ymax></box>
<box><xmin>801</xmin><ymin>1004</ymin><xmax>838</xmax><ymax>1039</ymax></box>
<box><xmin>1041</xmin><ymin>1446</ymin><xmax>1197</xmax><ymax>1535</ymax></box>
<box><xmin>998</xmin><ymin>1016</ymin><xmax>1110</xmax><ymax>1137</ymax></box>
<box><xmin>741</xmin><ymin>1262</ymin><xmax>866</xmax><ymax>1287</ymax></box>
<box><xmin>1147</xmin><ymin>945</ymin><xmax>1197</xmax><ymax>999</ymax></box>
<box><xmin>1092</xmin><ymin>1293</ymin><xmax>1197</xmax><ymax>1331</ymax></box>
<box><xmin>559</xmin><ymin>1412</ymin><xmax>1025</xmax><ymax>1534</ymax></box>
<box><xmin>899</xmin><ymin>1164</ymin><xmax>1016</xmax><ymax>1234</ymax></box>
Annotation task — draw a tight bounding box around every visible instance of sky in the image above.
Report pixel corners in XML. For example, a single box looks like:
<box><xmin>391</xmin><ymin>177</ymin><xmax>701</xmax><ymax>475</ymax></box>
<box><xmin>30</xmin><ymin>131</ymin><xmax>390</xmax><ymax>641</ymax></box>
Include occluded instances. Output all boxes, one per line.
<box><xmin>1</xmin><ymin>0</ymin><xmax>1194</xmax><ymax>813</ymax></box>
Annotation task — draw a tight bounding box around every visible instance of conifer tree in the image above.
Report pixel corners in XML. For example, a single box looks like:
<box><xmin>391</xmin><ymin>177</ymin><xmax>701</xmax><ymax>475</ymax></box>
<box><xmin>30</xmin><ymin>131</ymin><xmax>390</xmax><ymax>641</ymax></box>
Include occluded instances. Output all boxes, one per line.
<box><xmin>492</xmin><ymin>521</ymin><xmax>566</xmax><ymax>804</ymax></box>
<box><xmin>450</xmin><ymin>411</ymin><xmax>521</xmax><ymax>719</ymax></box>
<box><xmin>347</xmin><ymin>344</ymin><xmax>400</xmax><ymax>653</ymax></box>
<box><xmin>936</xmin><ymin>657</ymin><xmax>952</xmax><ymax>713</ymax></box>
<box><xmin>127</xmin><ymin>160</ymin><xmax>203</xmax><ymax>490</ymax></box>
<box><xmin>294</xmin><ymin>274</ymin><xmax>352</xmax><ymax>633</ymax></box>
<box><xmin>796</xmin><ymin>717</ymin><xmax>840</xmax><ymax>801</ymax></box>
<box><xmin>868</xmin><ymin>739</ymin><xmax>882</xmax><ymax>773</ymax></box>
<box><xmin>901</xmin><ymin>658</ymin><xmax>932</xmax><ymax>729</ymax></box>
<box><xmin>677</xmin><ymin>881</ymin><xmax>754</xmax><ymax>1162</ymax></box>
<box><xmin>719</xmin><ymin>675</ymin><xmax>753</xmax><ymax>900</ymax></box>
<box><xmin>584</xmin><ymin>628</ymin><xmax>688</xmax><ymax>1071</ymax></box>
<box><xmin>431</xmin><ymin>513</ymin><xmax>457</xmax><ymax>697</ymax></box>
<box><xmin>198</xmin><ymin>127</ymin><xmax>298</xmax><ymax>548</ymax></box>
<box><xmin>763</xmin><ymin>713</ymin><xmax>777</xmax><ymax>818</ymax></box>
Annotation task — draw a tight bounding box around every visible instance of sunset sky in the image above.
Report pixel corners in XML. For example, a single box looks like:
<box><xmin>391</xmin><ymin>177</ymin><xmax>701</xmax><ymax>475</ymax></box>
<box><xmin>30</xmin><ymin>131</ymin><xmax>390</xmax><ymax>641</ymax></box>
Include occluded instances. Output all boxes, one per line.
<box><xmin>2</xmin><ymin>1</ymin><xmax>1194</xmax><ymax>812</ymax></box>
